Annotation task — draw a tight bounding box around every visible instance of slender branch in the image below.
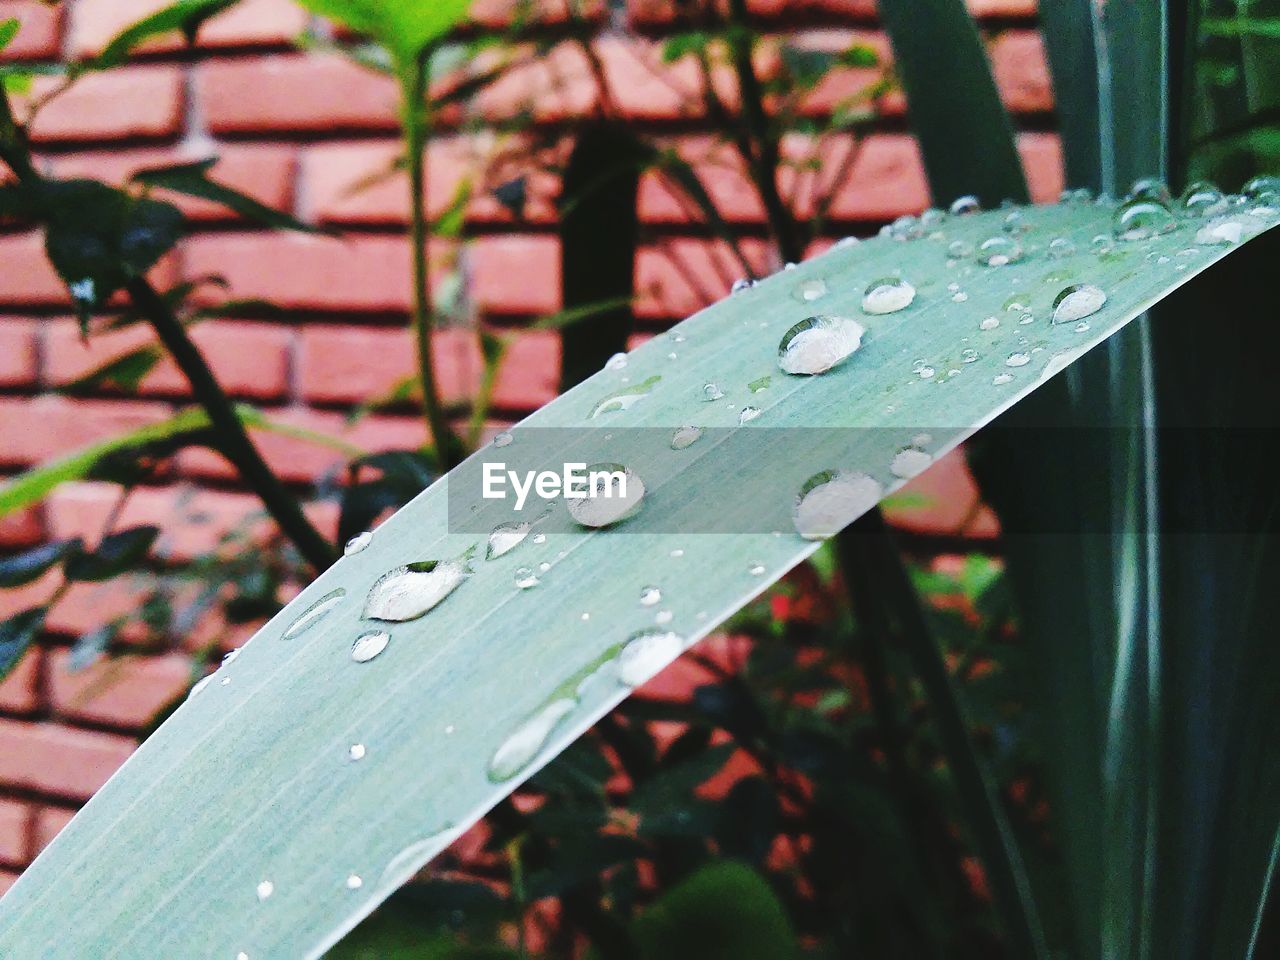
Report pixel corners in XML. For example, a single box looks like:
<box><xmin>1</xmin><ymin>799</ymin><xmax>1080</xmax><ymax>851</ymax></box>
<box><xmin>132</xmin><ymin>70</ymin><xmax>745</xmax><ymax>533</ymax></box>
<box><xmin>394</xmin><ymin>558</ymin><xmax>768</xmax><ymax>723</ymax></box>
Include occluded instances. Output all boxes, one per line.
<box><xmin>837</xmin><ymin>511</ymin><xmax>1051</xmax><ymax>960</ymax></box>
<box><xmin>125</xmin><ymin>278</ymin><xmax>336</xmax><ymax>572</ymax></box>
<box><xmin>402</xmin><ymin>49</ymin><xmax>457</xmax><ymax>469</ymax></box>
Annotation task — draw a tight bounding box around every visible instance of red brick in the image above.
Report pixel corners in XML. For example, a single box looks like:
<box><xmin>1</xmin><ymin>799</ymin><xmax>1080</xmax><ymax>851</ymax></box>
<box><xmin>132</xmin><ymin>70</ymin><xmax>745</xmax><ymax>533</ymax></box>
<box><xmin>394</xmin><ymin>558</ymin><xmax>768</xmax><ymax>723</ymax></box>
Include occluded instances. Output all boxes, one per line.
<box><xmin>32</xmin><ymin>805</ymin><xmax>73</xmax><ymax>855</ymax></box>
<box><xmin>0</xmin><ymin>869</ymin><xmax>18</xmax><ymax>896</ymax></box>
<box><xmin>491</xmin><ymin>332</ymin><xmax>560</xmax><ymax>410</ymax></box>
<box><xmin>69</xmin><ymin>0</ymin><xmax>307</xmax><ymax>59</ymax></box>
<box><xmin>0</xmin><ymin>232</ymin><xmax>69</xmax><ymax>305</ymax></box>
<box><xmin>21</xmin><ymin>66</ymin><xmax>184</xmax><ymax>143</ymax></box>
<box><xmin>884</xmin><ymin>447</ymin><xmax>999</xmax><ymax>539</ymax></box>
<box><xmin>178</xmin><ymin>409</ymin><xmax>426</xmax><ymax>484</ymax></box>
<box><xmin>303</xmin><ymin>137</ymin><xmax>560</xmax><ymax>226</ymax></box>
<box><xmin>0</xmin><ymin>318</ymin><xmax>38</xmax><ymax>387</ymax></box>
<box><xmin>0</xmin><ymin>798</ymin><xmax>29</xmax><ymax>866</ymax></box>
<box><xmin>635</xmin><ymin>237</ymin><xmax>773</xmax><ymax>318</ymax></box>
<box><xmin>0</xmin><ymin>1</ymin><xmax>61</xmax><ymax>61</ymax></box>
<box><xmin>0</xmin><ymin>645</ymin><xmax>40</xmax><ymax>715</ymax></box>
<box><xmin>469</xmin><ymin>235</ymin><xmax>560</xmax><ymax>315</ymax></box>
<box><xmin>0</xmin><ymin>566</ymin><xmax>148</xmax><ymax>639</ymax></box>
<box><xmin>0</xmin><ymin>508</ymin><xmax>44</xmax><ymax>549</ymax></box>
<box><xmin>0</xmin><ymin>395</ymin><xmax>174</xmax><ymax>469</ymax></box>
<box><xmin>45</xmin><ymin>319</ymin><xmax>292</xmax><ymax>401</ymax></box>
<box><xmin>197</xmin><ymin>54</ymin><xmax>399</xmax><ymax>135</ymax></box>
<box><xmin>1019</xmin><ymin>132</ymin><xmax>1065</xmax><ymax>203</ymax></box>
<box><xmin>0</xmin><ymin>719</ymin><xmax>135</xmax><ymax>799</ymax></box>
<box><xmin>469</xmin><ymin>0</ymin><xmax>603</xmax><ymax>27</ymax></box>
<box><xmin>43</xmin><ymin>144</ymin><xmax>297</xmax><ymax>224</ymax></box>
<box><xmin>48</xmin><ymin>649</ymin><xmax>192</xmax><ymax>727</ymax></box>
<box><xmin>627</xmin><ymin>0</ymin><xmax>1037</xmax><ymax>24</ymax></box>
<box><xmin>989</xmin><ymin>31</ymin><xmax>1052</xmax><ymax>114</ymax></box>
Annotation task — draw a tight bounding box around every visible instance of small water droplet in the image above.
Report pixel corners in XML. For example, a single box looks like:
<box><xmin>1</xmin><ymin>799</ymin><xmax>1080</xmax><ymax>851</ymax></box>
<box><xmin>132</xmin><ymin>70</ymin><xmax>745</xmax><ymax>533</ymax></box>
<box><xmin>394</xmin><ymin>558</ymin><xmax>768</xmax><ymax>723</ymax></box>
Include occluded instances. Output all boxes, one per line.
<box><xmin>538</xmin><ymin>561</ymin><xmax>551</xmax><ymax>573</ymax></box>
<box><xmin>951</xmin><ymin>291</ymin><xmax>969</xmax><ymax>302</ymax></box>
<box><xmin>1113</xmin><ymin>198</ymin><xmax>1177</xmax><ymax>241</ymax></box>
<box><xmin>836</xmin><ymin>235</ymin><xmax>860</xmax><ymax>249</ymax></box>
<box><xmin>670</xmin><ymin>425</ymin><xmax>703</xmax><ymax>450</ymax></box>
<box><xmin>487</xmin><ymin>521</ymin><xmax>532</xmax><ymax>560</ymax></box>
<box><xmin>702</xmin><ymin>382</ymin><xmax>725</xmax><ymax>401</ymax></box>
<box><xmin>281</xmin><ymin>589</ymin><xmax>346</xmax><ymax>641</ymax></box>
<box><xmin>1127</xmin><ymin>177</ymin><xmax>1172</xmax><ymax>204</ymax></box>
<box><xmin>566</xmin><ymin>463</ymin><xmax>644</xmax><ymax>528</ymax></box>
<box><xmin>1006</xmin><ymin>352</ymin><xmax>1031</xmax><ymax>367</ymax></box>
<box><xmin>346</xmin><ymin>874</ymin><xmax>363</xmax><ymax>890</ymax></box>
<box><xmin>778</xmin><ymin>315</ymin><xmax>866</xmax><ymax>375</ymax></box>
<box><xmin>640</xmin><ymin>585</ymin><xmax>662</xmax><ymax>607</ymax></box>
<box><xmin>949</xmin><ymin>195</ymin><xmax>980</xmax><ymax>216</ymax></box>
<box><xmin>921</xmin><ymin>207</ymin><xmax>946</xmax><ymax>230</ymax></box>
<box><xmin>590</xmin><ymin>375</ymin><xmax>661</xmax><ymax>418</ymax></box>
<box><xmin>188</xmin><ymin>674</ymin><xmax>215</xmax><ymax>699</ymax></box>
<box><xmin>1003</xmin><ymin>211</ymin><xmax>1029</xmax><ymax>234</ymax></box>
<box><xmin>364</xmin><ymin>554</ymin><xmax>471</xmax><ymax>622</ymax></box>
<box><xmin>993</xmin><ymin>373</ymin><xmax>1014</xmax><ymax>385</ymax></box>
<box><xmin>890</xmin><ymin>447</ymin><xmax>933</xmax><ymax>479</ymax></box>
<box><xmin>738</xmin><ymin>406</ymin><xmax>761</xmax><ymax>425</ymax></box>
<box><xmin>1195</xmin><ymin>218</ymin><xmax>1244</xmax><ymax>245</ymax></box>
<box><xmin>961</xmin><ymin>347</ymin><xmax>979</xmax><ymax>364</ymax></box>
<box><xmin>351</xmin><ymin>630</ymin><xmax>390</xmax><ymax>663</ymax></box>
<box><xmin>670</xmin><ymin>548</ymin><xmax>684</xmax><ymax>558</ymax></box>
<box><xmin>794</xmin><ymin>471</ymin><xmax>884</xmax><ymax>541</ymax></box>
<box><xmin>1074</xmin><ymin>321</ymin><xmax>1090</xmax><ymax>333</ymax></box>
<box><xmin>237</xmin><ymin>953</ymin><xmax>249</xmax><ymax>960</ymax></box>
<box><xmin>793</xmin><ymin>277</ymin><xmax>829</xmax><ymax>302</ymax></box>
<box><xmin>605</xmin><ymin>352</ymin><xmax>627</xmax><ymax>371</ymax></box>
<box><xmin>915</xmin><ymin>364</ymin><xmax>936</xmax><ymax>380</ymax></box>
<box><xmin>221</xmin><ymin>649</ymin><xmax>240</xmax><ymax>667</ymax></box>
<box><xmin>783</xmin><ymin>262</ymin><xmax>798</xmax><ymax>270</ymax></box>
<box><xmin>488</xmin><ymin>698</ymin><xmax>577</xmax><ymax>782</ymax></box>
<box><xmin>344</xmin><ymin>531</ymin><xmax>373</xmax><ymax>556</ymax></box>
<box><xmin>977</xmin><ymin>236</ymin><xmax>1023</xmax><ymax>267</ymax></box>
<box><xmin>256</xmin><ymin>880</ymin><xmax>274</xmax><ymax>902</ymax></box>
<box><xmin>532</xmin><ymin>533</ymin><xmax>546</xmax><ymax>544</ymax></box>
<box><xmin>889</xmin><ymin>214</ymin><xmax>923</xmax><ymax>241</ymax></box>
<box><xmin>1047</xmin><ymin>237</ymin><xmax>1076</xmax><ymax>259</ymax></box>
<box><xmin>731</xmin><ymin>278</ymin><xmax>755</xmax><ymax>294</ymax></box>
<box><xmin>349</xmin><ymin>743</ymin><xmax>366</xmax><ymax>760</ymax></box>
<box><xmin>492</xmin><ymin>431</ymin><xmax>513</xmax><ymax>448</ymax></box>
<box><xmin>947</xmin><ymin>239</ymin><xmax>974</xmax><ymax>259</ymax></box>
<box><xmin>1179</xmin><ymin>180</ymin><xmax>1226</xmax><ymax>218</ymax></box>
<box><xmin>614</xmin><ymin>629</ymin><xmax>685</xmax><ymax>687</ymax></box>
<box><xmin>655</xmin><ymin>609</ymin><xmax>674</xmax><ymax>625</ymax></box>
<box><xmin>1091</xmin><ymin>234</ymin><xmax>1114</xmax><ymax>255</ymax></box>
<box><xmin>862</xmin><ymin>277</ymin><xmax>916</xmax><ymax>314</ymax></box>
<box><xmin>1051</xmin><ymin>283</ymin><xmax>1106</xmax><ymax>323</ymax></box>
<box><xmin>514</xmin><ymin>566</ymin><xmax>539</xmax><ymax>589</ymax></box>
<box><xmin>980</xmin><ymin>316</ymin><xmax>1000</xmax><ymax>331</ymax></box>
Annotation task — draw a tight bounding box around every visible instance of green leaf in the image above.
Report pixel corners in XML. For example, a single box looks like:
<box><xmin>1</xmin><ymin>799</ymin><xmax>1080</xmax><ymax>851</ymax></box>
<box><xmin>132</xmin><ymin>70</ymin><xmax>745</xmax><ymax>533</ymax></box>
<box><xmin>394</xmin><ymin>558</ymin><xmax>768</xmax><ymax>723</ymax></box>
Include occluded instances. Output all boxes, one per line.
<box><xmin>57</xmin><ymin>345</ymin><xmax>163</xmax><ymax>394</ymax></box>
<box><xmin>130</xmin><ymin>158</ymin><xmax>324</xmax><ymax>234</ymax></box>
<box><xmin>631</xmin><ymin>861</ymin><xmax>796</xmax><ymax>960</ymax></box>
<box><xmin>0</xmin><ymin>202</ymin><xmax>1273</xmax><ymax>959</ymax></box>
<box><xmin>0</xmin><ymin>538</ymin><xmax>84</xmax><ymax>588</ymax></box>
<box><xmin>296</xmin><ymin>0</ymin><xmax>471</xmax><ymax>63</ymax></box>
<box><xmin>0</xmin><ymin>18</ymin><xmax>20</xmax><ymax>54</ymax></box>
<box><xmin>94</xmin><ymin>0</ymin><xmax>238</xmax><ymax>69</ymax></box>
<box><xmin>64</xmin><ymin>526</ymin><xmax>161</xmax><ymax>582</ymax></box>
<box><xmin>0</xmin><ymin>608</ymin><xmax>44</xmax><ymax>682</ymax></box>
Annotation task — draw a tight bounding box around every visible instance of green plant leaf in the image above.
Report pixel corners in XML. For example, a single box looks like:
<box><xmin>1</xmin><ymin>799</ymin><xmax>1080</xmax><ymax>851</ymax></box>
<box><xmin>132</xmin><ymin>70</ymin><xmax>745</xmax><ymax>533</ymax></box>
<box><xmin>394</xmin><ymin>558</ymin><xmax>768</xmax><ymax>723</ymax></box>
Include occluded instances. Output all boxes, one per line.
<box><xmin>130</xmin><ymin>158</ymin><xmax>324</xmax><ymax>234</ymax></box>
<box><xmin>0</xmin><ymin>537</ymin><xmax>84</xmax><ymax>588</ymax></box>
<box><xmin>63</xmin><ymin>526</ymin><xmax>161</xmax><ymax>582</ymax></box>
<box><xmin>0</xmin><ymin>201</ymin><xmax>1274</xmax><ymax>959</ymax></box>
<box><xmin>0</xmin><ymin>608</ymin><xmax>45</xmax><ymax>682</ymax></box>
<box><xmin>94</xmin><ymin>0</ymin><xmax>238</xmax><ymax>69</ymax></box>
<box><xmin>0</xmin><ymin>18</ymin><xmax>20</xmax><ymax>54</ymax></box>
<box><xmin>296</xmin><ymin>0</ymin><xmax>471</xmax><ymax>63</ymax></box>
<box><xmin>57</xmin><ymin>345</ymin><xmax>163</xmax><ymax>394</ymax></box>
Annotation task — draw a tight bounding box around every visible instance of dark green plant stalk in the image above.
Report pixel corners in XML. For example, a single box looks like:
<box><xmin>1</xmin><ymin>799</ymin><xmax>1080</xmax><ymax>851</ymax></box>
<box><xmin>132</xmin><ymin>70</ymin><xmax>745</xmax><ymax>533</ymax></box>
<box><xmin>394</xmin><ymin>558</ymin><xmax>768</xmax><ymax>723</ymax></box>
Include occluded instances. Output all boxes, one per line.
<box><xmin>401</xmin><ymin>49</ymin><xmax>458</xmax><ymax>469</ymax></box>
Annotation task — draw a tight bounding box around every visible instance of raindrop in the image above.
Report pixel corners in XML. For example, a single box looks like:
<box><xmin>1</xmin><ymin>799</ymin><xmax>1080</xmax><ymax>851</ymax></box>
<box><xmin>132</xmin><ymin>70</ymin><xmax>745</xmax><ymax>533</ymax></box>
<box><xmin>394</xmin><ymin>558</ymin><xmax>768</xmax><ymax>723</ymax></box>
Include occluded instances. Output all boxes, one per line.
<box><xmin>951</xmin><ymin>291</ymin><xmax>969</xmax><ymax>302</ymax></box>
<box><xmin>921</xmin><ymin>208</ymin><xmax>946</xmax><ymax>230</ymax></box>
<box><xmin>617</xmin><ymin>630</ymin><xmax>685</xmax><ymax>687</ymax></box>
<box><xmin>949</xmin><ymin>195</ymin><xmax>981</xmax><ymax>216</ymax></box>
<box><xmin>738</xmin><ymin>406</ymin><xmax>762</xmax><ymax>425</ymax></box>
<box><xmin>784</xmin><ymin>262</ymin><xmax>798</xmax><ymax>270</ymax></box>
<box><xmin>1126</xmin><ymin>177</ymin><xmax>1172</xmax><ymax>204</ymax></box>
<box><xmin>889</xmin><ymin>214</ymin><xmax>923</xmax><ymax>240</ymax></box>
<box><xmin>1244</xmin><ymin>174</ymin><xmax>1280</xmax><ymax>203</ymax></box>
<box><xmin>670</xmin><ymin>425</ymin><xmax>703</xmax><ymax>450</ymax></box>
<box><xmin>861</xmin><ymin>278</ymin><xmax>916</xmax><ymax>314</ymax></box>
<box><xmin>605</xmin><ymin>353</ymin><xmax>628</xmax><ymax>371</ymax></box>
<box><xmin>640</xmin><ymin>585</ymin><xmax>662</xmax><ymax>607</ymax></box>
<box><xmin>514</xmin><ymin>567</ymin><xmax>539</xmax><ymax>589</ymax></box>
<box><xmin>748</xmin><ymin>375</ymin><xmax>771</xmax><ymax>393</ymax></box>
<box><xmin>794</xmin><ymin>471</ymin><xmax>885</xmax><ymax>541</ymax></box>
<box><xmin>655</xmin><ymin>609</ymin><xmax>674</xmax><ymax>625</ymax></box>
<box><xmin>538</xmin><ymin>562</ymin><xmax>551</xmax><ymax>573</ymax></box>
<box><xmin>188</xmin><ymin>674</ymin><xmax>215</xmax><ymax>699</ymax></box>
<box><xmin>222</xmin><ymin>649</ymin><xmax>240</xmax><ymax>667</ymax></box>
<box><xmin>1074</xmin><ymin>321</ymin><xmax>1090</xmax><ymax>333</ymax></box>
<box><xmin>344</xmin><ymin>531</ymin><xmax>373</xmax><ymax>556</ymax></box>
<box><xmin>1002</xmin><ymin>211</ymin><xmax>1029</xmax><ymax>234</ymax></box>
<box><xmin>1047</xmin><ymin>237</ymin><xmax>1076</xmax><ymax>259</ymax></box>
<box><xmin>947</xmin><ymin>239</ymin><xmax>974</xmax><ymax>258</ymax></box>
<box><xmin>487</xmin><ymin>521</ymin><xmax>532</xmax><ymax>560</ymax></box>
<box><xmin>979</xmin><ymin>316</ymin><xmax>1000</xmax><ymax>331</ymax></box>
<box><xmin>890</xmin><ymin>447</ymin><xmax>932</xmax><ymax>479</ymax></box>
<box><xmin>915</xmin><ymin>364</ymin><xmax>936</xmax><ymax>380</ymax></box>
<box><xmin>793</xmin><ymin>277</ymin><xmax>829</xmax><ymax>302</ymax></box>
<box><xmin>346</xmin><ymin>875</ymin><xmax>363</xmax><ymax>890</ymax></box>
<box><xmin>731</xmin><ymin>278</ymin><xmax>755</xmax><ymax>294</ymax></box>
<box><xmin>702</xmin><ymin>382</ymin><xmax>725</xmax><ymax>401</ymax></box>
<box><xmin>1195</xmin><ymin>219</ymin><xmax>1244</xmax><ymax>245</ymax></box>
<box><xmin>281</xmin><ymin>589</ymin><xmax>346</xmax><ymax>641</ymax></box>
<box><xmin>1112</xmin><ymin>198</ymin><xmax>1177</xmax><ymax>241</ymax></box>
<box><xmin>364</xmin><ymin>553</ymin><xmax>471</xmax><ymax>622</ymax></box>
<box><xmin>1006</xmin><ymin>352</ymin><xmax>1031</xmax><ymax>367</ymax></box>
<box><xmin>351</xmin><ymin>630</ymin><xmax>390</xmax><ymax>663</ymax></box>
<box><xmin>993</xmin><ymin>373</ymin><xmax>1014</xmax><ymax>385</ymax></box>
<box><xmin>976</xmin><ymin>236</ymin><xmax>1023</xmax><ymax>266</ymax></box>
<box><xmin>1091</xmin><ymin>234</ymin><xmax>1114</xmax><ymax>255</ymax></box>
<box><xmin>1179</xmin><ymin>181</ymin><xmax>1226</xmax><ymax>218</ymax></box>
<box><xmin>590</xmin><ymin>375</ymin><xmax>661</xmax><ymax>418</ymax></box>
<box><xmin>566</xmin><ymin>464</ymin><xmax>644</xmax><ymax>528</ymax></box>
<box><xmin>961</xmin><ymin>348</ymin><xmax>979</xmax><ymax>364</ymax></box>
<box><xmin>670</xmin><ymin>548</ymin><xmax>684</xmax><ymax>558</ymax></box>
<box><xmin>488</xmin><ymin>698</ymin><xmax>578</xmax><ymax>782</ymax></box>
<box><xmin>777</xmin><ymin>315</ymin><xmax>866</xmax><ymax>375</ymax></box>
<box><xmin>349</xmin><ymin>743</ymin><xmax>366</xmax><ymax>761</ymax></box>
<box><xmin>492</xmin><ymin>432</ymin><xmax>513</xmax><ymax>448</ymax></box>
<box><xmin>836</xmin><ymin>235</ymin><xmax>860</xmax><ymax>249</ymax></box>
<box><xmin>1051</xmin><ymin>284</ymin><xmax>1107</xmax><ymax>324</ymax></box>
<box><xmin>256</xmin><ymin>880</ymin><xmax>274</xmax><ymax>902</ymax></box>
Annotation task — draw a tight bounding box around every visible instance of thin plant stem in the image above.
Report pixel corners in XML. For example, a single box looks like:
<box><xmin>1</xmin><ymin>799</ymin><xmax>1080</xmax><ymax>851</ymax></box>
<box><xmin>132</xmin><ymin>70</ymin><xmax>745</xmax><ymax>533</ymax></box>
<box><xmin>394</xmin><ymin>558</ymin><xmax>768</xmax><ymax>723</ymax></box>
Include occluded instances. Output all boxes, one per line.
<box><xmin>402</xmin><ymin>49</ymin><xmax>456</xmax><ymax>468</ymax></box>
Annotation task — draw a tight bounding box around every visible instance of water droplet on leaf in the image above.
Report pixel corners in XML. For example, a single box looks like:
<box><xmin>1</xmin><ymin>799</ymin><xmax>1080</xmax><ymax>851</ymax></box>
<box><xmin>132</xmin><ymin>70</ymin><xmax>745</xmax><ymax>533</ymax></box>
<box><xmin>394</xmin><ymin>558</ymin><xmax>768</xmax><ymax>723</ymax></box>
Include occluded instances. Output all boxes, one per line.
<box><xmin>861</xmin><ymin>278</ymin><xmax>916</xmax><ymax>314</ymax></box>
<box><xmin>890</xmin><ymin>447</ymin><xmax>932</xmax><ymax>479</ymax></box>
<box><xmin>640</xmin><ymin>585</ymin><xmax>662</xmax><ymax>606</ymax></box>
<box><xmin>282</xmin><ymin>589</ymin><xmax>346</xmax><ymax>641</ymax></box>
<box><xmin>488</xmin><ymin>698</ymin><xmax>577</xmax><ymax>782</ymax></box>
<box><xmin>364</xmin><ymin>554</ymin><xmax>471</xmax><ymax>622</ymax></box>
<box><xmin>617</xmin><ymin>630</ymin><xmax>685</xmax><ymax>687</ymax></box>
<box><xmin>1179</xmin><ymin>180</ymin><xmax>1226</xmax><ymax>218</ymax></box>
<box><xmin>1113</xmin><ymin>198</ymin><xmax>1177</xmax><ymax>241</ymax></box>
<box><xmin>793</xmin><ymin>277</ymin><xmax>828</xmax><ymax>302</ymax></box>
<box><xmin>1006</xmin><ymin>352</ymin><xmax>1031</xmax><ymax>367</ymax></box>
<box><xmin>949</xmin><ymin>195</ymin><xmax>980</xmax><ymax>216</ymax></box>
<box><xmin>1051</xmin><ymin>283</ymin><xmax>1106</xmax><ymax>324</ymax></box>
<box><xmin>344</xmin><ymin>532</ymin><xmax>372</xmax><ymax>556</ymax></box>
<box><xmin>738</xmin><ymin>406</ymin><xmax>761</xmax><ymax>425</ymax></box>
<box><xmin>590</xmin><ymin>375</ymin><xmax>661</xmax><ymax>418</ymax></box>
<box><xmin>670</xmin><ymin>425</ymin><xmax>703</xmax><ymax>450</ymax></box>
<box><xmin>351</xmin><ymin>630</ymin><xmax>390</xmax><ymax>663</ymax></box>
<box><xmin>794</xmin><ymin>471</ymin><xmax>884</xmax><ymax>540</ymax></box>
<box><xmin>977</xmin><ymin>236</ymin><xmax>1023</xmax><ymax>266</ymax></box>
<box><xmin>514</xmin><ymin>566</ymin><xmax>539</xmax><ymax>589</ymax></box>
<box><xmin>566</xmin><ymin>464</ymin><xmax>645</xmax><ymax>528</ymax></box>
<box><xmin>487</xmin><ymin>521</ymin><xmax>532</xmax><ymax>560</ymax></box>
<box><xmin>702</xmin><ymin>382</ymin><xmax>725</xmax><ymax>401</ymax></box>
<box><xmin>256</xmin><ymin>880</ymin><xmax>274</xmax><ymax>902</ymax></box>
<box><xmin>778</xmin><ymin>315</ymin><xmax>866</xmax><ymax>374</ymax></box>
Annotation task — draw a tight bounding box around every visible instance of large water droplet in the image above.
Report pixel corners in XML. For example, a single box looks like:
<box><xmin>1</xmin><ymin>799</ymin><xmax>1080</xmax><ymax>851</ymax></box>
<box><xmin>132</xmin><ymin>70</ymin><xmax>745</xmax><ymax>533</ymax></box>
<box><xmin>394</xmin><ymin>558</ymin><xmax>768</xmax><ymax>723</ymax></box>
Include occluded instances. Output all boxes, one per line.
<box><xmin>794</xmin><ymin>471</ymin><xmax>884</xmax><ymax>541</ymax></box>
<box><xmin>949</xmin><ymin>195</ymin><xmax>980</xmax><ymax>216</ymax></box>
<box><xmin>976</xmin><ymin>236</ymin><xmax>1023</xmax><ymax>266</ymax></box>
<box><xmin>1179</xmin><ymin>180</ymin><xmax>1226</xmax><ymax>218</ymax></box>
<box><xmin>566</xmin><ymin>464</ymin><xmax>645</xmax><ymax>528</ymax></box>
<box><xmin>670</xmin><ymin>425</ymin><xmax>703</xmax><ymax>450</ymax></box>
<box><xmin>979</xmin><ymin>316</ymin><xmax>1000</xmax><ymax>331</ymax></box>
<box><xmin>1126</xmin><ymin>177</ymin><xmax>1172</xmax><ymax>204</ymax></box>
<box><xmin>993</xmin><ymin>373</ymin><xmax>1014</xmax><ymax>385</ymax></box>
<box><xmin>1047</xmin><ymin>237</ymin><xmax>1076</xmax><ymax>259</ymax></box>
<box><xmin>1051</xmin><ymin>284</ymin><xmax>1106</xmax><ymax>324</ymax></box>
<box><xmin>738</xmin><ymin>406</ymin><xmax>761</xmax><ymax>425</ymax></box>
<box><xmin>364</xmin><ymin>554</ymin><xmax>471</xmax><ymax>622</ymax></box>
<box><xmin>514</xmin><ymin>566</ymin><xmax>539</xmax><ymax>589</ymax></box>
<box><xmin>777</xmin><ymin>315</ymin><xmax>865</xmax><ymax>375</ymax></box>
<box><xmin>488</xmin><ymin>698</ymin><xmax>577</xmax><ymax>782</ymax></box>
<box><xmin>351</xmin><ymin>630</ymin><xmax>390</xmax><ymax>663</ymax></box>
<box><xmin>1113</xmin><ymin>198</ymin><xmax>1176</xmax><ymax>241</ymax></box>
<box><xmin>487</xmin><ymin>521</ymin><xmax>532</xmax><ymax>560</ymax></box>
<box><xmin>1002</xmin><ymin>211</ymin><xmax>1029</xmax><ymax>234</ymax></box>
<box><xmin>344</xmin><ymin>531</ymin><xmax>372</xmax><ymax>556</ymax></box>
<box><xmin>861</xmin><ymin>278</ymin><xmax>915</xmax><ymax>315</ymax></box>
<box><xmin>702</xmin><ymin>382</ymin><xmax>725</xmax><ymax>401</ymax></box>
<box><xmin>617</xmin><ymin>630</ymin><xmax>685</xmax><ymax>687</ymax></box>
<box><xmin>282</xmin><ymin>589</ymin><xmax>346</xmax><ymax>641</ymax></box>
<box><xmin>793</xmin><ymin>277</ymin><xmax>829</xmax><ymax>302</ymax></box>
<box><xmin>1006</xmin><ymin>352</ymin><xmax>1031</xmax><ymax>367</ymax></box>
<box><xmin>378</xmin><ymin>824</ymin><xmax>467</xmax><ymax>892</ymax></box>
<box><xmin>640</xmin><ymin>585</ymin><xmax>662</xmax><ymax>607</ymax></box>
<box><xmin>890</xmin><ymin>447</ymin><xmax>932</xmax><ymax>479</ymax></box>
<box><xmin>590</xmin><ymin>375</ymin><xmax>661</xmax><ymax>418</ymax></box>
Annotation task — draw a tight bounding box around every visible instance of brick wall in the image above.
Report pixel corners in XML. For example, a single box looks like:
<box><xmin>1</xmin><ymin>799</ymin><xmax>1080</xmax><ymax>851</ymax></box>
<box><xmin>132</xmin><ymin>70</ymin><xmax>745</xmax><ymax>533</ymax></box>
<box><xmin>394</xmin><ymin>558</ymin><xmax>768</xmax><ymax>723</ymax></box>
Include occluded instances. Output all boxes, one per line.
<box><xmin>0</xmin><ymin>0</ymin><xmax>1055</xmax><ymax>893</ymax></box>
